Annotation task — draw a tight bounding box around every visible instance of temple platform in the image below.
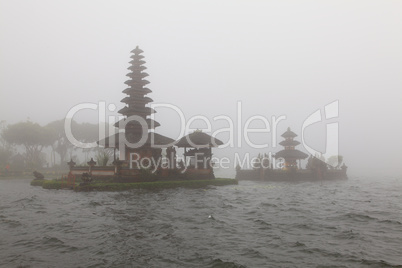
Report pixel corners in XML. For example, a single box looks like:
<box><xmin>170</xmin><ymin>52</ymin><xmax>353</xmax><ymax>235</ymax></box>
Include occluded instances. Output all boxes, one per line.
<box><xmin>236</xmin><ymin>168</ymin><xmax>347</xmax><ymax>182</ymax></box>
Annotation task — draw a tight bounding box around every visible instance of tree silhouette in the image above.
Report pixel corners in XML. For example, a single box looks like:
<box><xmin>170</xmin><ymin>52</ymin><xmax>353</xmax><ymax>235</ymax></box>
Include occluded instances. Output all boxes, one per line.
<box><xmin>2</xmin><ymin>121</ymin><xmax>53</xmax><ymax>169</ymax></box>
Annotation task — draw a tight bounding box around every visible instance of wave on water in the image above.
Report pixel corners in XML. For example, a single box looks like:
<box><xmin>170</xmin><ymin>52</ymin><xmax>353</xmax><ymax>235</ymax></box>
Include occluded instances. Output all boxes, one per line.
<box><xmin>0</xmin><ymin>177</ymin><xmax>402</xmax><ymax>267</ymax></box>
<box><xmin>208</xmin><ymin>258</ymin><xmax>247</xmax><ymax>268</ymax></box>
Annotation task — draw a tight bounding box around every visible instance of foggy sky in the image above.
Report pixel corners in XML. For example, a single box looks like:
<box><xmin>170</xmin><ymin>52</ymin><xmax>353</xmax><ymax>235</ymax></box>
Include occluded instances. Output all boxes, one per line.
<box><xmin>1</xmin><ymin>0</ymin><xmax>401</xmax><ymax>176</ymax></box>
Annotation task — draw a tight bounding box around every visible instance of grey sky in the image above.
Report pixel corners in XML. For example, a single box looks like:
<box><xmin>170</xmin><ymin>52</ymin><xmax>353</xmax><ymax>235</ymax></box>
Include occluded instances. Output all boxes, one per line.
<box><xmin>1</xmin><ymin>0</ymin><xmax>401</xmax><ymax>176</ymax></box>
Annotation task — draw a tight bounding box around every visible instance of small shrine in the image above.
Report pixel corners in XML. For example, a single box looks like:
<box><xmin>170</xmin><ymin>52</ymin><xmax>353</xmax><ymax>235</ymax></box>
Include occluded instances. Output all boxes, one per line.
<box><xmin>275</xmin><ymin>127</ymin><xmax>308</xmax><ymax>170</ymax></box>
<box><xmin>236</xmin><ymin>127</ymin><xmax>347</xmax><ymax>181</ymax></box>
<box><xmin>176</xmin><ymin>130</ymin><xmax>223</xmax><ymax>179</ymax></box>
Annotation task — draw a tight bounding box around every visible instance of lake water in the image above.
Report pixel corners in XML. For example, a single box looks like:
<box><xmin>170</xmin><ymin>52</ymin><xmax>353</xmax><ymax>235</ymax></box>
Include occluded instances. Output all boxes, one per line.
<box><xmin>0</xmin><ymin>176</ymin><xmax>401</xmax><ymax>267</ymax></box>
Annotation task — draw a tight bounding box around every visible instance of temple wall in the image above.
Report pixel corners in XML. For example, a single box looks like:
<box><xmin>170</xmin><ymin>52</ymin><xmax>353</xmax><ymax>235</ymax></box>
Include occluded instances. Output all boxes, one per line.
<box><xmin>70</xmin><ymin>167</ymin><xmax>115</xmax><ymax>177</ymax></box>
<box><xmin>236</xmin><ymin>168</ymin><xmax>347</xmax><ymax>181</ymax></box>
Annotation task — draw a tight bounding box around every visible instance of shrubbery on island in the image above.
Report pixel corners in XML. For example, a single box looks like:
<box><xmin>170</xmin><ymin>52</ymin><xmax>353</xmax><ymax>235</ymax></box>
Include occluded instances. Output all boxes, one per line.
<box><xmin>31</xmin><ymin>178</ymin><xmax>237</xmax><ymax>192</ymax></box>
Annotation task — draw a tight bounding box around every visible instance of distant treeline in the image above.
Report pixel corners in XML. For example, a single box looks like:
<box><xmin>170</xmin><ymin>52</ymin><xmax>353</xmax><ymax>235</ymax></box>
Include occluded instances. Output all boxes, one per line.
<box><xmin>0</xmin><ymin>119</ymin><xmax>111</xmax><ymax>173</ymax></box>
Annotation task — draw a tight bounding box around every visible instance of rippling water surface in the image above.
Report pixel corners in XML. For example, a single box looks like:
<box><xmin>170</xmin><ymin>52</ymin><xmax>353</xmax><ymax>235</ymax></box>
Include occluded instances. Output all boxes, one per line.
<box><xmin>1</xmin><ymin>176</ymin><xmax>401</xmax><ymax>267</ymax></box>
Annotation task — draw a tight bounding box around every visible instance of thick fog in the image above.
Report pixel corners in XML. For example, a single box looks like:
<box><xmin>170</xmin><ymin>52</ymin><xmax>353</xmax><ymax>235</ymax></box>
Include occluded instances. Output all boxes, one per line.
<box><xmin>1</xmin><ymin>0</ymin><xmax>401</xmax><ymax>177</ymax></box>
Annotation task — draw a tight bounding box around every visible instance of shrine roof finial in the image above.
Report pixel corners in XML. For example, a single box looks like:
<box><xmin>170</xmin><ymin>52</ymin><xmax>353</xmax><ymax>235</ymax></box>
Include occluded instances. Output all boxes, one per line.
<box><xmin>131</xmin><ymin>46</ymin><xmax>144</xmax><ymax>54</ymax></box>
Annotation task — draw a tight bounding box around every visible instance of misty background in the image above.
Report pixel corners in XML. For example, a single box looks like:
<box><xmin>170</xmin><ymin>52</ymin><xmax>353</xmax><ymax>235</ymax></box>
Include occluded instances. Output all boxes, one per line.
<box><xmin>1</xmin><ymin>0</ymin><xmax>401</xmax><ymax>177</ymax></box>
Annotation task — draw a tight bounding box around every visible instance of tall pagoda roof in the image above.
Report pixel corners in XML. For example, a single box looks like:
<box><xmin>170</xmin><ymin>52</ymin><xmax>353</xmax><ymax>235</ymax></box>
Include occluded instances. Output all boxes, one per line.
<box><xmin>128</xmin><ymin>65</ymin><xmax>147</xmax><ymax>72</ymax></box>
<box><xmin>120</xmin><ymin>96</ymin><xmax>153</xmax><ymax>104</ymax></box>
<box><xmin>281</xmin><ymin>127</ymin><xmax>298</xmax><ymax>138</ymax></box>
<box><xmin>124</xmin><ymin>79</ymin><xmax>150</xmax><ymax>87</ymax></box>
<box><xmin>114</xmin><ymin>118</ymin><xmax>160</xmax><ymax>129</ymax></box>
<box><xmin>98</xmin><ymin>132</ymin><xmax>175</xmax><ymax>148</ymax></box>
<box><xmin>122</xmin><ymin>87</ymin><xmax>152</xmax><ymax>95</ymax></box>
<box><xmin>106</xmin><ymin>46</ymin><xmax>175</xmax><ymax>148</ymax></box>
<box><xmin>131</xmin><ymin>46</ymin><xmax>144</xmax><ymax>54</ymax></box>
<box><xmin>117</xmin><ymin>106</ymin><xmax>156</xmax><ymax>116</ymax></box>
<box><xmin>130</xmin><ymin>54</ymin><xmax>145</xmax><ymax>61</ymax></box>
<box><xmin>126</xmin><ymin>72</ymin><xmax>149</xmax><ymax>79</ymax></box>
<box><xmin>175</xmin><ymin>131</ymin><xmax>224</xmax><ymax>148</ymax></box>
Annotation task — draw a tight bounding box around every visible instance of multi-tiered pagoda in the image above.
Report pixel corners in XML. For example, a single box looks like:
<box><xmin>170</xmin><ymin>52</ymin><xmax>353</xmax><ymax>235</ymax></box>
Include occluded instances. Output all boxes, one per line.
<box><xmin>116</xmin><ymin>46</ymin><xmax>159</xmax><ymax>141</ymax></box>
<box><xmin>94</xmin><ymin>47</ymin><xmax>223</xmax><ymax>179</ymax></box>
<box><xmin>275</xmin><ymin>127</ymin><xmax>308</xmax><ymax>169</ymax></box>
<box><xmin>101</xmin><ymin>46</ymin><xmax>174</xmax><ymax>164</ymax></box>
<box><xmin>236</xmin><ymin>127</ymin><xmax>348</xmax><ymax>181</ymax></box>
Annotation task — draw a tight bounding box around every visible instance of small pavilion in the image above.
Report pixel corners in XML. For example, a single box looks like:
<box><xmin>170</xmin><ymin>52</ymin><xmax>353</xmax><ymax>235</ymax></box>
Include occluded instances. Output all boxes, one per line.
<box><xmin>175</xmin><ymin>130</ymin><xmax>223</xmax><ymax>179</ymax></box>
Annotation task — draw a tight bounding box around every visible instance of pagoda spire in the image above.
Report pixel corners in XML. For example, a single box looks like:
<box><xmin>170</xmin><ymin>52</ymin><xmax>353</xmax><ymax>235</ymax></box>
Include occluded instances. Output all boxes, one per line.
<box><xmin>116</xmin><ymin>46</ymin><xmax>160</xmax><ymax>136</ymax></box>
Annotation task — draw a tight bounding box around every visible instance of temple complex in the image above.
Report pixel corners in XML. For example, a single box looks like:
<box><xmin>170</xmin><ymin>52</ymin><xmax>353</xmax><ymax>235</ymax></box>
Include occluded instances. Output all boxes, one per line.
<box><xmin>236</xmin><ymin>127</ymin><xmax>347</xmax><ymax>181</ymax></box>
<box><xmin>67</xmin><ymin>47</ymin><xmax>346</xmax><ymax>182</ymax></box>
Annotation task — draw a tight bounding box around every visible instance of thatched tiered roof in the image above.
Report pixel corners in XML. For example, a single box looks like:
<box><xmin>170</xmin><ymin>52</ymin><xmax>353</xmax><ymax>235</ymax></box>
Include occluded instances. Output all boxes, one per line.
<box><xmin>281</xmin><ymin>127</ymin><xmax>297</xmax><ymax>138</ymax></box>
<box><xmin>98</xmin><ymin>132</ymin><xmax>175</xmax><ymax>148</ymax></box>
<box><xmin>99</xmin><ymin>47</ymin><xmax>173</xmax><ymax>149</ymax></box>
<box><xmin>115</xmin><ymin>46</ymin><xmax>160</xmax><ymax>134</ymax></box>
<box><xmin>279</xmin><ymin>140</ymin><xmax>301</xmax><ymax>146</ymax></box>
<box><xmin>275</xmin><ymin>127</ymin><xmax>308</xmax><ymax>161</ymax></box>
